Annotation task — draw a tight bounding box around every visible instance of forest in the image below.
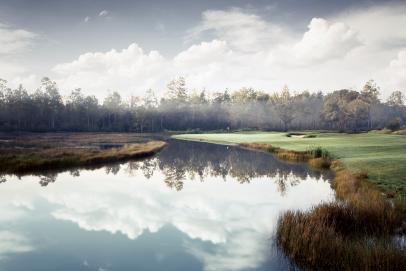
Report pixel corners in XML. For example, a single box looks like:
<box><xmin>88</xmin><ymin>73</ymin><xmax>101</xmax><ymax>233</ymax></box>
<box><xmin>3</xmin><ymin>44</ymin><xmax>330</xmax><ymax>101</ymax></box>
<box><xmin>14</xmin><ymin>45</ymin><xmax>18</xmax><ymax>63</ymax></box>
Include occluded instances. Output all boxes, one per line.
<box><xmin>0</xmin><ymin>77</ymin><xmax>405</xmax><ymax>132</ymax></box>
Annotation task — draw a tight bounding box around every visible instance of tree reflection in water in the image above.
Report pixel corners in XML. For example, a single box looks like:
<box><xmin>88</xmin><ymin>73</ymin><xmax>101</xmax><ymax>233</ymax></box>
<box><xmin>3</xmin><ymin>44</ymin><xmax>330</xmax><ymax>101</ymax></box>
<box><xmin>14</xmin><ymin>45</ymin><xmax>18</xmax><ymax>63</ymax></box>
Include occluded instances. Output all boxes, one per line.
<box><xmin>0</xmin><ymin>140</ymin><xmax>331</xmax><ymax>194</ymax></box>
<box><xmin>39</xmin><ymin>174</ymin><xmax>57</xmax><ymax>186</ymax></box>
<box><xmin>152</xmin><ymin>140</ymin><xmax>330</xmax><ymax>194</ymax></box>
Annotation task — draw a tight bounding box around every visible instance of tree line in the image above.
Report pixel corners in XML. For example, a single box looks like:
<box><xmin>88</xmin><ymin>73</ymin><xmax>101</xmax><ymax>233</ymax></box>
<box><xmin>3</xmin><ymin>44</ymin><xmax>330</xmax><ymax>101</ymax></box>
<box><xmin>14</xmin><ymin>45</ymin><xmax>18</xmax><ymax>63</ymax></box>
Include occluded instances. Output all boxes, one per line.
<box><xmin>0</xmin><ymin>77</ymin><xmax>404</xmax><ymax>132</ymax></box>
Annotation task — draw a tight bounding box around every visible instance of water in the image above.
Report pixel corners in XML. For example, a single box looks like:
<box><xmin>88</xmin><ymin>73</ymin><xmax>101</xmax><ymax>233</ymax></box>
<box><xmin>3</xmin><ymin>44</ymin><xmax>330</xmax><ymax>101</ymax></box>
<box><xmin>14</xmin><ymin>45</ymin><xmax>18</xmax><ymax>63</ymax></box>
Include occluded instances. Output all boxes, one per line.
<box><xmin>0</xmin><ymin>140</ymin><xmax>334</xmax><ymax>271</ymax></box>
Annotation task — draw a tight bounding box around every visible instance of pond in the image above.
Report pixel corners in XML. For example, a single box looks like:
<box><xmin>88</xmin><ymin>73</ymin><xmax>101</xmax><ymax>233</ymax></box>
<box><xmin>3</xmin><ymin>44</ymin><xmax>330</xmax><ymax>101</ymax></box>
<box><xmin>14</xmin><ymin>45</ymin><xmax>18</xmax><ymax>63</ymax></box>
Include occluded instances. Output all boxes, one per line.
<box><xmin>0</xmin><ymin>140</ymin><xmax>334</xmax><ymax>271</ymax></box>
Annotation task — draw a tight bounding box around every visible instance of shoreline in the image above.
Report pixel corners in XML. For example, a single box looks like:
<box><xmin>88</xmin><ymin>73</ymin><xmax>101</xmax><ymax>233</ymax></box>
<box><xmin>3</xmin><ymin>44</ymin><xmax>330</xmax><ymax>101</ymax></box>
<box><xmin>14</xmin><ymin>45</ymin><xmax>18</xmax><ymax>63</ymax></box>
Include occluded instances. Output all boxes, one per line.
<box><xmin>173</xmin><ymin>132</ymin><xmax>406</xmax><ymax>202</ymax></box>
<box><xmin>175</xmin><ymin>137</ymin><xmax>406</xmax><ymax>270</ymax></box>
<box><xmin>0</xmin><ymin>136</ymin><xmax>167</xmax><ymax>175</ymax></box>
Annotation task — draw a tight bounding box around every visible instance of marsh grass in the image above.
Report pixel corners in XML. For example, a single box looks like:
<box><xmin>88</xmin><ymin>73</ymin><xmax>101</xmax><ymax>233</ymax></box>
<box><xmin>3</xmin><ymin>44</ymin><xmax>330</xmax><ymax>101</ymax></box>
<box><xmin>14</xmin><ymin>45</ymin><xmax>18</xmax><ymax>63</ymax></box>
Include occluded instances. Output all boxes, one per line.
<box><xmin>277</xmin><ymin>163</ymin><xmax>405</xmax><ymax>270</ymax></box>
<box><xmin>0</xmin><ymin>132</ymin><xmax>151</xmax><ymax>147</ymax></box>
<box><xmin>308</xmin><ymin>157</ymin><xmax>332</xmax><ymax>169</ymax></box>
<box><xmin>240</xmin><ymin>143</ymin><xmax>307</xmax><ymax>159</ymax></box>
<box><xmin>276</xmin><ymin>204</ymin><xmax>406</xmax><ymax>271</ymax></box>
<box><xmin>0</xmin><ymin>139</ymin><xmax>167</xmax><ymax>174</ymax></box>
<box><xmin>240</xmin><ymin>143</ymin><xmax>332</xmax><ymax>168</ymax></box>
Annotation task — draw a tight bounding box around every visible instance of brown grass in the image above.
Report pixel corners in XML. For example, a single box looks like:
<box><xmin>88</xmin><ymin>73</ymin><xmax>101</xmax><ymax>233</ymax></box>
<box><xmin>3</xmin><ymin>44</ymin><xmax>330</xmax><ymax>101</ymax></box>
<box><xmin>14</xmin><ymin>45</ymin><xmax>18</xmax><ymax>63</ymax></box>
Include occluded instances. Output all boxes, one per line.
<box><xmin>0</xmin><ymin>133</ymin><xmax>167</xmax><ymax>174</ymax></box>
<box><xmin>0</xmin><ymin>132</ymin><xmax>151</xmax><ymax>149</ymax></box>
<box><xmin>240</xmin><ymin>143</ymin><xmax>332</xmax><ymax>168</ymax></box>
<box><xmin>239</xmin><ymin>143</ymin><xmax>278</xmax><ymax>153</ymax></box>
<box><xmin>276</xmin><ymin>160</ymin><xmax>405</xmax><ymax>270</ymax></box>
<box><xmin>240</xmin><ymin>143</ymin><xmax>313</xmax><ymax>162</ymax></box>
<box><xmin>277</xmin><ymin>203</ymin><xmax>406</xmax><ymax>271</ymax></box>
<box><xmin>275</xmin><ymin>150</ymin><xmax>310</xmax><ymax>162</ymax></box>
<box><xmin>308</xmin><ymin>157</ymin><xmax>332</xmax><ymax>169</ymax></box>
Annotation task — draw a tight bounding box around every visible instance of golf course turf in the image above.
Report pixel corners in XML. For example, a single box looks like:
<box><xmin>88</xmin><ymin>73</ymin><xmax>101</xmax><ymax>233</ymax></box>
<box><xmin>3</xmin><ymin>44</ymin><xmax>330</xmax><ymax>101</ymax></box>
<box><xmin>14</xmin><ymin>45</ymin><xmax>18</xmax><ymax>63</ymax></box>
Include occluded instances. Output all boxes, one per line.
<box><xmin>174</xmin><ymin>131</ymin><xmax>406</xmax><ymax>202</ymax></box>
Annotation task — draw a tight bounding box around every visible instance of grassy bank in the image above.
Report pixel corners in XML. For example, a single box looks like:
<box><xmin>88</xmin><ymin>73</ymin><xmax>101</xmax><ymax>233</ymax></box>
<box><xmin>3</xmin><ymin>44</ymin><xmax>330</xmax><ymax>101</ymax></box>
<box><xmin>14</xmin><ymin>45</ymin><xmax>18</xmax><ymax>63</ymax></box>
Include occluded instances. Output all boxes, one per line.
<box><xmin>0</xmin><ymin>133</ymin><xmax>167</xmax><ymax>174</ymax></box>
<box><xmin>174</xmin><ymin>132</ymin><xmax>406</xmax><ymax>201</ymax></box>
<box><xmin>277</xmin><ymin>162</ymin><xmax>405</xmax><ymax>270</ymax></box>
<box><xmin>174</xmin><ymin>132</ymin><xmax>406</xmax><ymax>270</ymax></box>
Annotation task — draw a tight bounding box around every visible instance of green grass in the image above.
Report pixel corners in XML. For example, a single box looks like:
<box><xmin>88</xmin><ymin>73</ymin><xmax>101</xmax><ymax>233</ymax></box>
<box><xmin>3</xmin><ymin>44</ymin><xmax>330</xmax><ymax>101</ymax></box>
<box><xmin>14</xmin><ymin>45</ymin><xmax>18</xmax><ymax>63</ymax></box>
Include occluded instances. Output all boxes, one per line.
<box><xmin>173</xmin><ymin>132</ymin><xmax>406</xmax><ymax>201</ymax></box>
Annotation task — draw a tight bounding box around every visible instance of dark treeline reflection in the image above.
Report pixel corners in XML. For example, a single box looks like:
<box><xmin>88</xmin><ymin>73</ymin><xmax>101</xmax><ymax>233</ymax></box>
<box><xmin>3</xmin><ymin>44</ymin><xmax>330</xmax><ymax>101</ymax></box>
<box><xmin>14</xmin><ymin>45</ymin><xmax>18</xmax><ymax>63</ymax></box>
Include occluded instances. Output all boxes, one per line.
<box><xmin>1</xmin><ymin>140</ymin><xmax>332</xmax><ymax>195</ymax></box>
<box><xmin>155</xmin><ymin>141</ymin><xmax>330</xmax><ymax>194</ymax></box>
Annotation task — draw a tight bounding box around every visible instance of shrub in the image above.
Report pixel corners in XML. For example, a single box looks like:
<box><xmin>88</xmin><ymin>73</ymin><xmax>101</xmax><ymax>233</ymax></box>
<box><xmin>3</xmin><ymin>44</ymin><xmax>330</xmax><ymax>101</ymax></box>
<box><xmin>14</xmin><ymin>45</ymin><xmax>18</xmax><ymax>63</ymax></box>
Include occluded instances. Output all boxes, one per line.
<box><xmin>304</xmin><ymin>134</ymin><xmax>316</xmax><ymax>138</ymax></box>
<box><xmin>307</xmin><ymin>146</ymin><xmax>330</xmax><ymax>159</ymax></box>
<box><xmin>386</xmin><ymin>118</ymin><xmax>401</xmax><ymax>131</ymax></box>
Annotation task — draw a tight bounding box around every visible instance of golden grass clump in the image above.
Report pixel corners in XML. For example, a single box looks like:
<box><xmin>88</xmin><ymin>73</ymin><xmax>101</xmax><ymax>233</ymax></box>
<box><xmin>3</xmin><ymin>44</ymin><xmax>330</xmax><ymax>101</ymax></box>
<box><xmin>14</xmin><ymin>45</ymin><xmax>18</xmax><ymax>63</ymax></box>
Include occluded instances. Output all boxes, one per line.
<box><xmin>277</xmin><ymin>203</ymin><xmax>406</xmax><ymax>271</ymax></box>
<box><xmin>275</xmin><ymin>150</ymin><xmax>310</xmax><ymax>162</ymax></box>
<box><xmin>80</xmin><ymin>141</ymin><xmax>166</xmax><ymax>164</ymax></box>
<box><xmin>308</xmin><ymin>157</ymin><xmax>332</xmax><ymax>169</ymax></box>
<box><xmin>239</xmin><ymin>143</ymin><xmax>315</xmax><ymax>162</ymax></box>
<box><xmin>239</xmin><ymin>143</ymin><xmax>278</xmax><ymax>153</ymax></box>
<box><xmin>240</xmin><ymin>143</ymin><xmax>334</xmax><ymax>166</ymax></box>
<box><xmin>277</xmin><ymin>160</ymin><xmax>405</xmax><ymax>270</ymax></box>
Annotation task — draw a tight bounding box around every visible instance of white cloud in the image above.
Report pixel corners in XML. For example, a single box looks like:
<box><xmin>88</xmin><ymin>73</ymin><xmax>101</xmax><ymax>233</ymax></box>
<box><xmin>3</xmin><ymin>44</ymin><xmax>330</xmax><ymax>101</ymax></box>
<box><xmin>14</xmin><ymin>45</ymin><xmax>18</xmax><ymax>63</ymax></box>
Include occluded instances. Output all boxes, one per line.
<box><xmin>333</xmin><ymin>4</ymin><xmax>406</xmax><ymax>50</ymax></box>
<box><xmin>99</xmin><ymin>10</ymin><xmax>109</xmax><ymax>17</ymax></box>
<box><xmin>0</xmin><ymin>23</ymin><xmax>36</xmax><ymax>56</ymax></box>
<box><xmin>174</xmin><ymin>40</ymin><xmax>231</xmax><ymax>67</ymax></box>
<box><xmin>84</xmin><ymin>16</ymin><xmax>90</xmax><ymax>23</ymax></box>
<box><xmin>330</xmin><ymin>3</ymin><xmax>406</xmax><ymax>95</ymax></box>
<box><xmin>292</xmin><ymin>18</ymin><xmax>361</xmax><ymax>64</ymax></box>
<box><xmin>0</xmin><ymin>23</ymin><xmax>37</xmax><ymax>89</ymax></box>
<box><xmin>52</xmin><ymin>43</ymin><xmax>169</xmax><ymax>96</ymax></box>
<box><xmin>390</xmin><ymin>49</ymin><xmax>406</xmax><ymax>72</ymax></box>
<box><xmin>0</xmin><ymin>62</ymin><xmax>27</xmax><ymax>78</ymax></box>
<box><xmin>187</xmin><ymin>9</ymin><xmax>288</xmax><ymax>52</ymax></box>
<box><xmin>0</xmin><ymin>231</ymin><xmax>33</xmax><ymax>259</ymax></box>
<box><xmin>186</xmin><ymin>231</ymin><xmax>269</xmax><ymax>271</ymax></box>
<box><xmin>387</xmin><ymin>49</ymin><xmax>406</xmax><ymax>90</ymax></box>
<box><xmin>8</xmin><ymin>74</ymin><xmax>39</xmax><ymax>90</ymax></box>
<box><xmin>173</xmin><ymin>39</ymin><xmax>273</xmax><ymax>91</ymax></box>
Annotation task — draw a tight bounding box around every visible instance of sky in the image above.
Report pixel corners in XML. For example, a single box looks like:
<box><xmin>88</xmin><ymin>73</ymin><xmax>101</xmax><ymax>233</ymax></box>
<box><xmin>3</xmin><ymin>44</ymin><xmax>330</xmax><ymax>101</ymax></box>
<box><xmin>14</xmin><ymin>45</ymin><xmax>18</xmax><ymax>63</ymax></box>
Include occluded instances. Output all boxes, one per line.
<box><xmin>1</xmin><ymin>0</ymin><xmax>406</xmax><ymax>99</ymax></box>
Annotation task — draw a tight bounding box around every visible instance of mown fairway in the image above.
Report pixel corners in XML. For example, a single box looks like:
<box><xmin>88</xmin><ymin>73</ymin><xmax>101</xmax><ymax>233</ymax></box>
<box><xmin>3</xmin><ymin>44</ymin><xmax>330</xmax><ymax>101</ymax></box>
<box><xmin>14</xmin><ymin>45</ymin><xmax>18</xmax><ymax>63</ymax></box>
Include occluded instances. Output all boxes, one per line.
<box><xmin>174</xmin><ymin>132</ymin><xmax>406</xmax><ymax>201</ymax></box>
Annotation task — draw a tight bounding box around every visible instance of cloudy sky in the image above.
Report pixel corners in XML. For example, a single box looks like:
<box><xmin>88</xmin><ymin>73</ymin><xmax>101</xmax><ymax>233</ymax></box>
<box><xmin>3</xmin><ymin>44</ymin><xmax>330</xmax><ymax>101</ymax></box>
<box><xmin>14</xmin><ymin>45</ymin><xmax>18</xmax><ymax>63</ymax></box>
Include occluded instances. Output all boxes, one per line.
<box><xmin>1</xmin><ymin>0</ymin><xmax>406</xmax><ymax>98</ymax></box>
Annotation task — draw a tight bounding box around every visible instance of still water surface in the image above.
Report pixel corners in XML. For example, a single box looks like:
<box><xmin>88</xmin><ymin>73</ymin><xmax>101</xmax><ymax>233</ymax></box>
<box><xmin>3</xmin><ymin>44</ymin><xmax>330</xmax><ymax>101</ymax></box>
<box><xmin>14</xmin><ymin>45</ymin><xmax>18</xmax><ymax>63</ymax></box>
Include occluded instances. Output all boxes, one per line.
<box><xmin>0</xmin><ymin>140</ymin><xmax>334</xmax><ymax>271</ymax></box>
